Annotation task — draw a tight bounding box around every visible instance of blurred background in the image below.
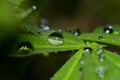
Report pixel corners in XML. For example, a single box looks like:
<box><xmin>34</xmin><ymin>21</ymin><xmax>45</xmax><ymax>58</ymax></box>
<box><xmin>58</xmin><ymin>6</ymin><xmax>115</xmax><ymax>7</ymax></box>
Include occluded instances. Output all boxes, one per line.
<box><xmin>37</xmin><ymin>0</ymin><xmax>120</xmax><ymax>32</ymax></box>
<box><xmin>1</xmin><ymin>0</ymin><xmax>120</xmax><ymax>80</ymax></box>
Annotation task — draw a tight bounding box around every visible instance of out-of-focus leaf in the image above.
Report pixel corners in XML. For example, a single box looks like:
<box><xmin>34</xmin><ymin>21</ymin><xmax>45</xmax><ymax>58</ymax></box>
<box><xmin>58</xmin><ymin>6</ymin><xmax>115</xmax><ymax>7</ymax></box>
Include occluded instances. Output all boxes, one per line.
<box><xmin>9</xmin><ymin>31</ymin><xmax>84</xmax><ymax>57</ymax></box>
<box><xmin>82</xmin><ymin>50</ymin><xmax>120</xmax><ymax>80</ymax></box>
<box><xmin>7</xmin><ymin>0</ymin><xmax>24</xmax><ymax>5</ymax></box>
<box><xmin>80</xmin><ymin>33</ymin><xmax>120</xmax><ymax>46</ymax></box>
<box><xmin>104</xmin><ymin>50</ymin><xmax>120</xmax><ymax>68</ymax></box>
<box><xmin>51</xmin><ymin>49</ymin><xmax>83</xmax><ymax>80</ymax></box>
<box><xmin>0</xmin><ymin>0</ymin><xmax>17</xmax><ymax>32</ymax></box>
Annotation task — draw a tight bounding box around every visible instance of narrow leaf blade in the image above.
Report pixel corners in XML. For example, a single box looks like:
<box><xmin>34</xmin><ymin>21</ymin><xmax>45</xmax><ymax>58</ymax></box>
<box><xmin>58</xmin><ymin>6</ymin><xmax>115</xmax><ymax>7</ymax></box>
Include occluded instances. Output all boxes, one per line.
<box><xmin>105</xmin><ymin>50</ymin><xmax>120</xmax><ymax>68</ymax></box>
<box><xmin>82</xmin><ymin>50</ymin><xmax>120</xmax><ymax>80</ymax></box>
<box><xmin>80</xmin><ymin>33</ymin><xmax>120</xmax><ymax>46</ymax></box>
<box><xmin>51</xmin><ymin>49</ymin><xmax>83</xmax><ymax>80</ymax></box>
<box><xmin>93</xmin><ymin>25</ymin><xmax>120</xmax><ymax>35</ymax></box>
<box><xmin>8</xmin><ymin>0</ymin><xmax>24</xmax><ymax>5</ymax></box>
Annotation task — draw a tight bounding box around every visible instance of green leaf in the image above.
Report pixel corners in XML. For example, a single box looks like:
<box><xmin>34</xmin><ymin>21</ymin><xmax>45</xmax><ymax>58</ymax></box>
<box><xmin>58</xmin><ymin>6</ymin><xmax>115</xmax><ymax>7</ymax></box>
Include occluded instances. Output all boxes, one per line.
<box><xmin>82</xmin><ymin>54</ymin><xmax>100</xmax><ymax>80</ymax></box>
<box><xmin>51</xmin><ymin>49</ymin><xmax>83</xmax><ymax>80</ymax></box>
<box><xmin>80</xmin><ymin>33</ymin><xmax>120</xmax><ymax>46</ymax></box>
<box><xmin>0</xmin><ymin>0</ymin><xmax>18</xmax><ymax>32</ymax></box>
<box><xmin>104</xmin><ymin>50</ymin><xmax>120</xmax><ymax>68</ymax></box>
<box><xmin>82</xmin><ymin>50</ymin><xmax>120</xmax><ymax>80</ymax></box>
<box><xmin>9</xmin><ymin>31</ymin><xmax>84</xmax><ymax>57</ymax></box>
<box><xmin>7</xmin><ymin>0</ymin><xmax>24</xmax><ymax>5</ymax></box>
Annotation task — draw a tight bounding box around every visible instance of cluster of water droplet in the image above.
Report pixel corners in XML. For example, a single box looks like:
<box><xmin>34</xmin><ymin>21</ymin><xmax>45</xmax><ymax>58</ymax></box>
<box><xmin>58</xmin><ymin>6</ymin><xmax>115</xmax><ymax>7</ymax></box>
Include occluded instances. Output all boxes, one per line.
<box><xmin>98</xmin><ymin>25</ymin><xmax>113</xmax><ymax>41</ymax></box>
<box><xmin>97</xmin><ymin>48</ymin><xmax>106</xmax><ymax>78</ymax></box>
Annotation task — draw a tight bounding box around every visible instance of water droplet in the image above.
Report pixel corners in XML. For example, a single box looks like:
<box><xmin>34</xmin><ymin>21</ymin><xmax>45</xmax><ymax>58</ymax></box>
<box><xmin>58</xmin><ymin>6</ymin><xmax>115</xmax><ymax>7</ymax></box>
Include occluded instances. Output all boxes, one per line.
<box><xmin>80</xmin><ymin>60</ymin><xmax>84</xmax><ymax>65</ymax></box>
<box><xmin>36</xmin><ymin>32</ymin><xmax>41</xmax><ymax>36</ymax></box>
<box><xmin>83</xmin><ymin>46</ymin><xmax>92</xmax><ymax>56</ymax></box>
<box><xmin>84</xmin><ymin>46</ymin><xmax>92</xmax><ymax>52</ymax></box>
<box><xmin>96</xmin><ymin>66</ymin><xmax>105</xmax><ymax>78</ymax></box>
<box><xmin>32</xmin><ymin>5</ymin><xmax>37</xmax><ymax>10</ymax></box>
<box><xmin>40</xmin><ymin>18</ymin><xmax>50</xmax><ymax>30</ymax></box>
<box><xmin>99</xmin><ymin>50</ymin><xmax>105</xmax><ymax>62</ymax></box>
<box><xmin>68</xmin><ymin>28</ymin><xmax>81</xmax><ymax>36</ymax></box>
<box><xmin>98</xmin><ymin>36</ymin><xmax>105</xmax><ymax>40</ymax></box>
<box><xmin>104</xmin><ymin>25</ymin><xmax>113</xmax><ymax>34</ymax></box>
<box><xmin>16</xmin><ymin>41</ymin><xmax>33</xmax><ymax>54</ymax></box>
<box><xmin>48</xmin><ymin>32</ymin><xmax>64</xmax><ymax>46</ymax></box>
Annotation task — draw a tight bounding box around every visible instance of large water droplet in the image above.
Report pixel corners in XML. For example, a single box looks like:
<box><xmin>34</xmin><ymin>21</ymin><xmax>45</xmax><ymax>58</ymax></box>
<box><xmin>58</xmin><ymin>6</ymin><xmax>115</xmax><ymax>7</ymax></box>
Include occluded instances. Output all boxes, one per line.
<box><xmin>48</xmin><ymin>32</ymin><xmax>64</xmax><ymax>46</ymax></box>
<box><xmin>16</xmin><ymin>41</ymin><xmax>33</xmax><ymax>54</ymax></box>
<box><xmin>96</xmin><ymin>66</ymin><xmax>105</xmax><ymax>78</ymax></box>
<box><xmin>104</xmin><ymin>25</ymin><xmax>113</xmax><ymax>34</ymax></box>
<box><xmin>68</xmin><ymin>28</ymin><xmax>81</xmax><ymax>36</ymax></box>
<box><xmin>83</xmin><ymin>46</ymin><xmax>92</xmax><ymax>56</ymax></box>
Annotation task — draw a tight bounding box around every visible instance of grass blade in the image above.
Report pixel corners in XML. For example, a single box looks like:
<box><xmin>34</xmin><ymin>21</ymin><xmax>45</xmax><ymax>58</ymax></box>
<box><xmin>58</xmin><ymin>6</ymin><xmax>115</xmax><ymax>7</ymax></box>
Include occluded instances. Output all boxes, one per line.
<box><xmin>80</xmin><ymin>33</ymin><xmax>120</xmax><ymax>46</ymax></box>
<box><xmin>51</xmin><ymin>49</ymin><xmax>83</xmax><ymax>80</ymax></box>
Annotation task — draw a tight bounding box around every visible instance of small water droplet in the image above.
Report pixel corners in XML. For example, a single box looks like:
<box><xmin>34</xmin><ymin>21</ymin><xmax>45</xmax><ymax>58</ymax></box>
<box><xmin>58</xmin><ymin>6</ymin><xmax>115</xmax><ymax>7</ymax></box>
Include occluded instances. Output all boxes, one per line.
<box><xmin>96</xmin><ymin>66</ymin><xmax>105</xmax><ymax>78</ymax></box>
<box><xmin>41</xmin><ymin>18</ymin><xmax>50</xmax><ymax>30</ymax></box>
<box><xmin>80</xmin><ymin>60</ymin><xmax>84</xmax><ymax>65</ymax></box>
<box><xmin>54</xmin><ymin>51</ymin><xmax>58</xmax><ymax>53</ymax></box>
<box><xmin>83</xmin><ymin>46</ymin><xmax>92</xmax><ymax>56</ymax></box>
<box><xmin>16</xmin><ymin>41</ymin><xmax>33</xmax><ymax>54</ymax></box>
<box><xmin>84</xmin><ymin>46</ymin><xmax>92</xmax><ymax>52</ymax></box>
<box><xmin>32</xmin><ymin>5</ymin><xmax>37</xmax><ymax>10</ymax></box>
<box><xmin>41</xmin><ymin>25</ymin><xmax>50</xmax><ymax>31</ymax></box>
<box><xmin>104</xmin><ymin>25</ymin><xmax>113</xmax><ymax>34</ymax></box>
<box><xmin>98</xmin><ymin>36</ymin><xmax>105</xmax><ymax>40</ymax></box>
<box><xmin>48</xmin><ymin>32</ymin><xmax>64</xmax><ymax>46</ymax></box>
<box><xmin>68</xmin><ymin>28</ymin><xmax>81</xmax><ymax>36</ymax></box>
<box><xmin>99</xmin><ymin>50</ymin><xmax>105</xmax><ymax>62</ymax></box>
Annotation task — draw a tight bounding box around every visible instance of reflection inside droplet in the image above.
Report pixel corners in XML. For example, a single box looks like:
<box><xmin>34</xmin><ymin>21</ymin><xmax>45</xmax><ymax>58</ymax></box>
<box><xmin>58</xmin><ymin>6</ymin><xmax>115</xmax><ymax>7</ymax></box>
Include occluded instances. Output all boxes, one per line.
<box><xmin>48</xmin><ymin>31</ymin><xmax>64</xmax><ymax>46</ymax></box>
